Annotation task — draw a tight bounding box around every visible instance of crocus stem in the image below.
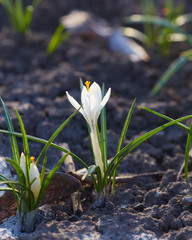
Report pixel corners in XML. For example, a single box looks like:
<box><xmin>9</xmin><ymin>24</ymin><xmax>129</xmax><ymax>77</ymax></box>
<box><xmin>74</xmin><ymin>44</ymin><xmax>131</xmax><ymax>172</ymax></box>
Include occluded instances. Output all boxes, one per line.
<box><xmin>90</xmin><ymin>124</ymin><xmax>104</xmax><ymax>176</ymax></box>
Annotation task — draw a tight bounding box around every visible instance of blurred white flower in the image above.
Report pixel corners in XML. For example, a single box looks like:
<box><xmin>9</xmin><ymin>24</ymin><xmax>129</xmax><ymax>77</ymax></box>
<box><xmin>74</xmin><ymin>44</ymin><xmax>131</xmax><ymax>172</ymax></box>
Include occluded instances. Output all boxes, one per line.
<box><xmin>66</xmin><ymin>81</ymin><xmax>111</xmax><ymax>174</ymax></box>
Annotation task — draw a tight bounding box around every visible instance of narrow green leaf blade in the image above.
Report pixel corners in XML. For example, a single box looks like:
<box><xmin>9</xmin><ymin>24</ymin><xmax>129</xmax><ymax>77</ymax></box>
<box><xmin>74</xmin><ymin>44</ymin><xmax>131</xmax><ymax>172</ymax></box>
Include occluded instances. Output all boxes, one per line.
<box><xmin>36</xmin><ymin>153</ymin><xmax>69</xmax><ymax>207</ymax></box>
<box><xmin>100</xmin><ymin>83</ymin><xmax>108</xmax><ymax>172</ymax></box>
<box><xmin>36</xmin><ymin>107</ymin><xmax>80</xmax><ymax>166</ymax></box>
<box><xmin>112</xmin><ymin>98</ymin><xmax>136</xmax><ymax>192</ymax></box>
<box><xmin>139</xmin><ymin>106</ymin><xmax>189</xmax><ymax>132</ymax></box>
<box><xmin>150</xmin><ymin>56</ymin><xmax>187</xmax><ymax>96</ymax></box>
<box><xmin>106</xmin><ymin>115</ymin><xmax>192</xmax><ymax>183</ymax></box>
<box><xmin>0</xmin><ymin>98</ymin><xmax>20</xmax><ymax>163</ymax></box>
<box><xmin>0</xmin><ymin>129</ymin><xmax>88</xmax><ymax>169</ymax></box>
<box><xmin>5</xmin><ymin>158</ymin><xmax>26</xmax><ymax>187</ymax></box>
<box><xmin>184</xmin><ymin>122</ymin><xmax>192</xmax><ymax>181</ymax></box>
<box><xmin>40</xmin><ymin>153</ymin><xmax>47</xmax><ymax>184</ymax></box>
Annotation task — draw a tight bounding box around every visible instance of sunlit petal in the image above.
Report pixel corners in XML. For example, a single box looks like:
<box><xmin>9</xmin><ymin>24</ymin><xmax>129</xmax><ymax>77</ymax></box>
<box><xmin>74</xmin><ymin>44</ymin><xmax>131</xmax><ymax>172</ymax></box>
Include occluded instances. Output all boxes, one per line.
<box><xmin>89</xmin><ymin>82</ymin><xmax>102</xmax><ymax>104</ymax></box>
<box><xmin>81</xmin><ymin>86</ymin><xmax>89</xmax><ymax>107</ymax></box>
<box><xmin>66</xmin><ymin>91</ymin><xmax>84</xmax><ymax>115</ymax></box>
<box><xmin>99</xmin><ymin>88</ymin><xmax>111</xmax><ymax>111</ymax></box>
<box><xmin>20</xmin><ymin>152</ymin><xmax>26</xmax><ymax>178</ymax></box>
<box><xmin>30</xmin><ymin>163</ymin><xmax>41</xmax><ymax>203</ymax></box>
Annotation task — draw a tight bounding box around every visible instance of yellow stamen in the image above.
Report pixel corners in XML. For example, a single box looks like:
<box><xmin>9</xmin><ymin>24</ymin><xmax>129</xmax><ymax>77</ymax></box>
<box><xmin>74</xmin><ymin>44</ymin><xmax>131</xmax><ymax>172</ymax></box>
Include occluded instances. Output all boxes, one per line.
<box><xmin>85</xmin><ymin>81</ymin><xmax>91</xmax><ymax>92</ymax></box>
<box><xmin>30</xmin><ymin>156</ymin><xmax>35</xmax><ymax>164</ymax></box>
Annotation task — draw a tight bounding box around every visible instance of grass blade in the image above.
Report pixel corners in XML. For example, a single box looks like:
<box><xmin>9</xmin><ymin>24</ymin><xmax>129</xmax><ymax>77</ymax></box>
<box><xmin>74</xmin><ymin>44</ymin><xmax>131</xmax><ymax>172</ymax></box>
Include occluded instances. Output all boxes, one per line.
<box><xmin>149</xmin><ymin>56</ymin><xmax>187</xmax><ymax>96</ymax></box>
<box><xmin>36</xmin><ymin>153</ymin><xmax>69</xmax><ymax>207</ymax></box>
<box><xmin>15</xmin><ymin>0</ymin><xmax>25</xmax><ymax>33</ymax></box>
<box><xmin>0</xmin><ymin>98</ymin><xmax>20</xmax><ymax>164</ymax></box>
<box><xmin>47</xmin><ymin>24</ymin><xmax>69</xmax><ymax>56</ymax></box>
<box><xmin>36</xmin><ymin>107</ymin><xmax>80</xmax><ymax>166</ymax></box>
<box><xmin>5</xmin><ymin>158</ymin><xmax>26</xmax><ymax>187</ymax></box>
<box><xmin>15</xmin><ymin>109</ymin><xmax>30</xmax><ymax>159</ymax></box>
<box><xmin>40</xmin><ymin>153</ymin><xmax>47</xmax><ymax>184</ymax></box>
<box><xmin>105</xmin><ymin>115</ymin><xmax>192</xmax><ymax>184</ymax></box>
<box><xmin>0</xmin><ymin>129</ymin><xmax>88</xmax><ymax>169</ymax></box>
<box><xmin>100</xmin><ymin>83</ymin><xmax>108</xmax><ymax>172</ymax></box>
<box><xmin>116</xmin><ymin>99</ymin><xmax>136</xmax><ymax>153</ymax></box>
<box><xmin>15</xmin><ymin>109</ymin><xmax>30</xmax><ymax>186</ymax></box>
<box><xmin>139</xmin><ymin>106</ymin><xmax>189</xmax><ymax>131</ymax></box>
<box><xmin>184</xmin><ymin>122</ymin><xmax>192</xmax><ymax>181</ymax></box>
<box><xmin>24</xmin><ymin>6</ymin><xmax>33</xmax><ymax>30</ymax></box>
<box><xmin>111</xmin><ymin>98</ymin><xmax>136</xmax><ymax>192</ymax></box>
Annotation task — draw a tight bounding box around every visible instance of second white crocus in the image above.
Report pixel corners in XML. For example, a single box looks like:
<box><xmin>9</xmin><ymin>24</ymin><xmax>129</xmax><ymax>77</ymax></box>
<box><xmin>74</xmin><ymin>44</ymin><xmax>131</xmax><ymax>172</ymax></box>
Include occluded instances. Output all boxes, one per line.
<box><xmin>66</xmin><ymin>81</ymin><xmax>111</xmax><ymax>175</ymax></box>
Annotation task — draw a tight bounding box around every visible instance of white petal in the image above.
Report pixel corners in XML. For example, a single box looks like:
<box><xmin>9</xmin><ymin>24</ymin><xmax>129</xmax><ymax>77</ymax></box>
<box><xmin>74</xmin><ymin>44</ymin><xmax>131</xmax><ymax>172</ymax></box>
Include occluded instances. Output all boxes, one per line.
<box><xmin>30</xmin><ymin>163</ymin><xmax>41</xmax><ymax>202</ymax></box>
<box><xmin>99</xmin><ymin>88</ymin><xmax>111</xmax><ymax>110</ymax></box>
<box><xmin>66</xmin><ymin>91</ymin><xmax>84</xmax><ymax>115</ymax></box>
<box><xmin>89</xmin><ymin>82</ymin><xmax>102</xmax><ymax>104</ymax></box>
<box><xmin>81</xmin><ymin>86</ymin><xmax>89</xmax><ymax>107</ymax></box>
<box><xmin>20</xmin><ymin>152</ymin><xmax>26</xmax><ymax>178</ymax></box>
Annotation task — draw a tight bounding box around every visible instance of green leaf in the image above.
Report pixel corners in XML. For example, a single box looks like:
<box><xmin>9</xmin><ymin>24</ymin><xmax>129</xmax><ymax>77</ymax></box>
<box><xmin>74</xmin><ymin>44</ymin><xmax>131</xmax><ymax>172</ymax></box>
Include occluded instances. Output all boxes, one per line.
<box><xmin>36</xmin><ymin>107</ymin><xmax>80</xmax><ymax>166</ymax></box>
<box><xmin>100</xmin><ymin>83</ymin><xmax>108</xmax><ymax>172</ymax></box>
<box><xmin>0</xmin><ymin>187</ymin><xmax>17</xmax><ymax>192</ymax></box>
<box><xmin>15</xmin><ymin>109</ymin><xmax>30</xmax><ymax>186</ymax></box>
<box><xmin>15</xmin><ymin>0</ymin><xmax>25</xmax><ymax>33</ymax></box>
<box><xmin>116</xmin><ymin>99</ymin><xmax>136</xmax><ymax>153</ymax></box>
<box><xmin>95</xmin><ymin>166</ymin><xmax>103</xmax><ymax>192</ymax></box>
<box><xmin>5</xmin><ymin>158</ymin><xmax>26</xmax><ymax>187</ymax></box>
<box><xmin>15</xmin><ymin>109</ymin><xmax>30</xmax><ymax>159</ymax></box>
<box><xmin>35</xmin><ymin>153</ymin><xmax>69</xmax><ymax>207</ymax></box>
<box><xmin>184</xmin><ymin>122</ymin><xmax>192</xmax><ymax>181</ymax></box>
<box><xmin>0</xmin><ymin>129</ymin><xmax>88</xmax><ymax>169</ymax></box>
<box><xmin>47</xmin><ymin>24</ymin><xmax>69</xmax><ymax>56</ymax></box>
<box><xmin>105</xmin><ymin>114</ymin><xmax>192</xmax><ymax>184</ymax></box>
<box><xmin>139</xmin><ymin>106</ymin><xmax>189</xmax><ymax>132</ymax></box>
<box><xmin>0</xmin><ymin>98</ymin><xmax>20</xmax><ymax>164</ymax></box>
<box><xmin>112</xmin><ymin>98</ymin><xmax>136</xmax><ymax>192</ymax></box>
<box><xmin>40</xmin><ymin>153</ymin><xmax>47</xmax><ymax>184</ymax></box>
<box><xmin>149</xmin><ymin>56</ymin><xmax>187</xmax><ymax>96</ymax></box>
<box><xmin>24</xmin><ymin>6</ymin><xmax>33</xmax><ymax>30</ymax></box>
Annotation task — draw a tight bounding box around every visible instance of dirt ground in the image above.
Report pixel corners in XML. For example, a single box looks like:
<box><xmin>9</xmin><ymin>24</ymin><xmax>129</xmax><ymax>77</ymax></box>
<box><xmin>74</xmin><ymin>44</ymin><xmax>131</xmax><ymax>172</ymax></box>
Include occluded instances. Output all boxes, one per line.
<box><xmin>1</xmin><ymin>0</ymin><xmax>192</xmax><ymax>239</ymax></box>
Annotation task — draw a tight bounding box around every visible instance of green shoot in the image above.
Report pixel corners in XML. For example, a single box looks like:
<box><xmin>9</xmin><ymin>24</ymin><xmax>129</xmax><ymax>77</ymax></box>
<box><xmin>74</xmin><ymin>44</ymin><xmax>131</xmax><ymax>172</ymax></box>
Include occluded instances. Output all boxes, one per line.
<box><xmin>0</xmin><ymin>0</ymin><xmax>42</xmax><ymax>35</ymax></box>
<box><xmin>47</xmin><ymin>24</ymin><xmax>69</xmax><ymax>56</ymax></box>
<box><xmin>150</xmin><ymin>49</ymin><xmax>192</xmax><ymax>96</ymax></box>
<box><xmin>140</xmin><ymin>106</ymin><xmax>192</xmax><ymax>181</ymax></box>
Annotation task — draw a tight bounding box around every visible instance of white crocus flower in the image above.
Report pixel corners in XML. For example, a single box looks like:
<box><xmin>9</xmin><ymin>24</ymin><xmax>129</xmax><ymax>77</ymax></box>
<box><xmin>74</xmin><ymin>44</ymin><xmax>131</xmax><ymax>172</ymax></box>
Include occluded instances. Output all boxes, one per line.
<box><xmin>66</xmin><ymin>81</ymin><xmax>111</xmax><ymax>175</ymax></box>
<box><xmin>29</xmin><ymin>157</ymin><xmax>41</xmax><ymax>203</ymax></box>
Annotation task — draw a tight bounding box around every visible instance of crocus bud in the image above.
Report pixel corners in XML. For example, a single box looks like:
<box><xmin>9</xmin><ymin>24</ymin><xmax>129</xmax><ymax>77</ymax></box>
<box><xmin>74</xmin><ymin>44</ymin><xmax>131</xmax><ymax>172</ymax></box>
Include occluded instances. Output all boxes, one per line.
<box><xmin>20</xmin><ymin>152</ymin><xmax>27</xmax><ymax>178</ymax></box>
<box><xmin>29</xmin><ymin>157</ymin><xmax>41</xmax><ymax>203</ymax></box>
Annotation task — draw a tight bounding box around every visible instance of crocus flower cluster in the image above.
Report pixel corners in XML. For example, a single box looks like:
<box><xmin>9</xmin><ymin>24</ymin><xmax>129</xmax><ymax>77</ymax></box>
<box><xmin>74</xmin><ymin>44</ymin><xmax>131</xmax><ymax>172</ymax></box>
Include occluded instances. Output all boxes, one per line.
<box><xmin>20</xmin><ymin>153</ymin><xmax>41</xmax><ymax>203</ymax></box>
